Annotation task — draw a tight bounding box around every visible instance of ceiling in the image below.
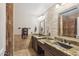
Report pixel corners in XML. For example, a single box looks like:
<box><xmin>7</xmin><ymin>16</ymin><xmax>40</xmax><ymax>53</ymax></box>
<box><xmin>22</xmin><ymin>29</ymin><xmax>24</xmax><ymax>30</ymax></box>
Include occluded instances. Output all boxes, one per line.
<box><xmin>14</xmin><ymin>3</ymin><xmax>55</xmax><ymax>17</ymax></box>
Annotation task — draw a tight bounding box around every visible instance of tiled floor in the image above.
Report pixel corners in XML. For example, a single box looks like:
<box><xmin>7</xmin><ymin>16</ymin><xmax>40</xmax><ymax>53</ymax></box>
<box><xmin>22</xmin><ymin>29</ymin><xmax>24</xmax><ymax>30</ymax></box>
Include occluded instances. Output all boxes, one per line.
<box><xmin>13</xmin><ymin>35</ymin><xmax>37</xmax><ymax>56</ymax></box>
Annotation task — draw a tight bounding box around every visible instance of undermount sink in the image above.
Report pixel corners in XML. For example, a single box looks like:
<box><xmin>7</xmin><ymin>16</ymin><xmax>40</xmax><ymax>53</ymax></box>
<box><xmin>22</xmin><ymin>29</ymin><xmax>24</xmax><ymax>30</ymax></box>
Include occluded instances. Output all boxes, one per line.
<box><xmin>47</xmin><ymin>40</ymin><xmax>73</xmax><ymax>49</ymax></box>
<box><xmin>57</xmin><ymin>42</ymin><xmax>73</xmax><ymax>49</ymax></box>
<box><xmin>37</xmin><ymin>36</ymin><xmax>47</xmax><ymax>39</ymax></box>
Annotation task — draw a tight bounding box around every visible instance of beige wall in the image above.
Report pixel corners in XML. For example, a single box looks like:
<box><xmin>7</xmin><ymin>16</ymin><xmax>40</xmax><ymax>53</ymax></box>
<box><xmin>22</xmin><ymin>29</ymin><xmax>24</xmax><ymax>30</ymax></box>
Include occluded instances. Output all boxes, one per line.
<box><xmin>13</xmin><ymin>4</ymin><xmax>40</xmax><ymax>35</ymax></box>
<box><xmin>44</xmin><ymin>3</ymin><xmax>79</xmax><ymax>37</ymax></box>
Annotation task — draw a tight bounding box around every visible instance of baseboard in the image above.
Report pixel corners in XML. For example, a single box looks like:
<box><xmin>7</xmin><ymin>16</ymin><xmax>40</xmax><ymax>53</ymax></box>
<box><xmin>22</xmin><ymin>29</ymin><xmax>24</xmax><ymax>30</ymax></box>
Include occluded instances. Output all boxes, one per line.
<box><xmin>0</xmin><ymin>48</ymin><xmax>5</xmax><ymax>56</ymax></box>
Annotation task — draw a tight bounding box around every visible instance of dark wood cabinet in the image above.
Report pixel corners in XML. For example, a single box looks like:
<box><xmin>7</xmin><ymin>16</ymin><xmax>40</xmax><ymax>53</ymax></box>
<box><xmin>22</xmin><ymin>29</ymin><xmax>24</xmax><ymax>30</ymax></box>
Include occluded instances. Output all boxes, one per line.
<box><xmin>32</xmin><ymin>36</ymin><xmax>44</xmax><ymax>56</ymax></box>
<box><xmin>37</xmin><ymin>41</ymin><xmax>45</xmax><ymax>56</ymax></box>
<box><xmin>32</xmin><ymin>36</ymin><xmax>69</xmax><ymax>56</ymax></box>
<box><xmin>44</xmin><ymin>43</ymin><xmax>69</xmax><ymax>56</ymax></box>
<box><xmin>32</xmin><ymin>36</ymin><xmax>38</xmax><ymax>52</ymax></box>
<box><xmin>45</xmin><ymin>50</ymin><xmax>53</xmax><ymax>56</ymax></box>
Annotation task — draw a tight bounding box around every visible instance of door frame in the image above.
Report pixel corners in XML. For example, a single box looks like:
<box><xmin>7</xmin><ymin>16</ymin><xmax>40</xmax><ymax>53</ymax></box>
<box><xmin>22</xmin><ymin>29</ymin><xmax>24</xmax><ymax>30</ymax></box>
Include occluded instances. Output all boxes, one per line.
<box><xmin>5</xmin><ymin>3</ymin><xmax>13</xmax><ymax>56</ymax></box>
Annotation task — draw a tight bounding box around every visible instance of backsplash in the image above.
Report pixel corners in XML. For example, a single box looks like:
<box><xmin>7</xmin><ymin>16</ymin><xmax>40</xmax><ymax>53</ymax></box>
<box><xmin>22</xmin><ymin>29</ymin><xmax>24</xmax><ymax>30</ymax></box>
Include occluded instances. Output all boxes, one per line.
<box><xmin>55</xmin><ymin>36</ymin><xmax>79</xmax><ymax>46</ymax></box>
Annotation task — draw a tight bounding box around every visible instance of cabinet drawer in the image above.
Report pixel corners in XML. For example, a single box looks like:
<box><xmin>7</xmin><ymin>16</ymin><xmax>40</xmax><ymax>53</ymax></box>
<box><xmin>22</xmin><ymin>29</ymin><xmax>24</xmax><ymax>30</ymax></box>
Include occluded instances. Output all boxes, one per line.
<box><xmin>45</xmin><ymin>50</ymin><xmax>54</xmax><ymax>56</ymax></box>
<box><xmin>44</xmin><ymin>43</ymin><xmax>69</xmax><ymax>56</ymax></box>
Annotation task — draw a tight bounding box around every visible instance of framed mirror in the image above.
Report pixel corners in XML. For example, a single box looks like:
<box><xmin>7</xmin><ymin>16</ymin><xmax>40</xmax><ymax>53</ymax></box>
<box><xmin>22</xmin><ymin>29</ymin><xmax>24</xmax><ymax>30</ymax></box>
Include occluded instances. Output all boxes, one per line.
<box><xmin>60</xmin><ymin>15</ymin><xmax>77</xmax><ymax>38</ymax></box>
<box><xmin>58</xmin><ymin>6</ymin><xmax>79</xmax><ymax>38</ymax></box>
<box><xmin>39</xmin><ymin>19</ymin><xmax>45</xmax><ymax>35</ymax></box>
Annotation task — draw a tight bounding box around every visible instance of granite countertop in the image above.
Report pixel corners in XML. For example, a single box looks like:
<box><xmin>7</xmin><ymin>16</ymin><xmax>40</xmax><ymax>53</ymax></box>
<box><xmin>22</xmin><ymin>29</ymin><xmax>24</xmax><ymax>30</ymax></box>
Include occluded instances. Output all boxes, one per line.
<box><xmin>38</xmin><ymin>39</ymin><xmax>79</xmax><ymax>56</ymax></box>
<box><xmin>55</xmin><ymin>36</ymin><xmax>79</xmax><ymax>42</ymax></box>
<box><xmin>33</xmin><ymin>35</ymin><xmax>47</xmax><ymax>39</ymax></box>
<box><xmin>44</xmin><ymin>40</ymin><xmax>79</xmax><ymax>56</ymax></box>
<box><xmin>33</xmin><ymin>35</ymin><xmax>79</xmax><ymax>56</ymax></box>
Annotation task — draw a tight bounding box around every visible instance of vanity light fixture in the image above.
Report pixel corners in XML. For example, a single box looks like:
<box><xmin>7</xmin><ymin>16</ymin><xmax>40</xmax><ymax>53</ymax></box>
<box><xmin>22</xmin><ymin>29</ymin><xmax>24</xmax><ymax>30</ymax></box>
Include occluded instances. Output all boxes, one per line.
<box><xmin>56</xmin><ymin>3</ymin><xmax>65</xmax><ymax>8</ymax></box>
<box><xmin>38</xmin><ymin>15</ymin><xmax>45</xmax><ymax>21</ymax></box>
<box><xmin>56</xmin><ymin>4</ymin><xmax>61</xmax><ymax>8</ymax></box>
<box><xmin>61</xmin><ymin>3</ymin><xmax>66</xmax><ymax>5</ymax></box>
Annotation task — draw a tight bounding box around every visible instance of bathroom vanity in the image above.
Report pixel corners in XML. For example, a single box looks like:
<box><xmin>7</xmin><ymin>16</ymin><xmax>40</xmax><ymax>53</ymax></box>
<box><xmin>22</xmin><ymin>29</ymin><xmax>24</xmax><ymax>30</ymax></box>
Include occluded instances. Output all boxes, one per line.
<box><xmin>31</xmin><ymin>35</ymin><xmax>79</xmax><ymax>56</ymax></box>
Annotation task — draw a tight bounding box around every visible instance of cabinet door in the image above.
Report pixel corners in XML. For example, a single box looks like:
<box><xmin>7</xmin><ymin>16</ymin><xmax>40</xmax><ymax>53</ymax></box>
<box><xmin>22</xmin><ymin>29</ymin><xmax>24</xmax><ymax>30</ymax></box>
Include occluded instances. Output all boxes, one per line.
<box><xmin>34</xmin><ymin>39</ymin><xmax>38</xmax><ymax>52</ymax></box>
<box><xmin>44</xmin><ymin>43</ymin><xmax>69</xmax><ymax>56</ymax></box>
<box><xmin>32</xmin><ymin>36</ymin><xmax>38</xmax><ymax>52</ymax></box>
<box><xmin>45</xmin><ymin>50</ymin><xmax>54</xmax><ymax>56</ymax></box>
<box><xmin>32</xmin><ymin>37</ymin><xmax>34</xmax><ymax>48</ymax></box>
